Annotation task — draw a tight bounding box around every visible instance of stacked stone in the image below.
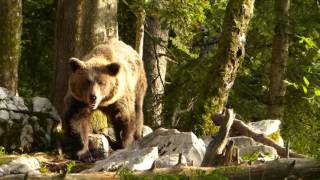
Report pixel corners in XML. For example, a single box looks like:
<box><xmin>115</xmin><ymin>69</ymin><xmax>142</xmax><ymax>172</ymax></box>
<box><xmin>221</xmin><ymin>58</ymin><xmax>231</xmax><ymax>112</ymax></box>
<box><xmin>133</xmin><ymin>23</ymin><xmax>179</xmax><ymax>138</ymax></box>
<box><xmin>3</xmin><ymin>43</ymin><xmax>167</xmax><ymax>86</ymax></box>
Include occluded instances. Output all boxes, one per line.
<box><xmin>0</xmin><ymin>87</ymin><xmax>60</xmax><ymax>152</ymax></box>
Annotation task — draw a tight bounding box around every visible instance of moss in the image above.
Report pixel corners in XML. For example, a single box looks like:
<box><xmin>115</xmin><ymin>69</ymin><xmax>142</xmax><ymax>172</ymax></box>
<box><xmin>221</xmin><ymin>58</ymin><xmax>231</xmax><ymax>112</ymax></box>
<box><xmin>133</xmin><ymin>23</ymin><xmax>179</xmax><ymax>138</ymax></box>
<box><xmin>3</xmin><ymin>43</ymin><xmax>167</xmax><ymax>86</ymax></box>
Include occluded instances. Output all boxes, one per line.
<box><xmin>90</xmin><ymin>110</ymin><xmax>108</xmax><ymax>133</ymax></box>
<box><xmin>39</xmin><ymin>164</ymin><xmax>50</xmax><ymax>173</ymax></box>
<box><xmin>0</xmin><ymin>155</ymin><xmax>18</xmax><ymax>165</ymax></box>
<box><xmin>0</xmin><ymin>0</ymin><xmax>22</xmax><ymax>91</ymax></box>
<box><xmin>241</xmin><ymin>152</ymin><xmax>260</xmax><ymax>161</ymax></box>
<box><xmin>268</xmin><ymin>130</ymin><xmax>281</xmax><ymax>142</ymax></box>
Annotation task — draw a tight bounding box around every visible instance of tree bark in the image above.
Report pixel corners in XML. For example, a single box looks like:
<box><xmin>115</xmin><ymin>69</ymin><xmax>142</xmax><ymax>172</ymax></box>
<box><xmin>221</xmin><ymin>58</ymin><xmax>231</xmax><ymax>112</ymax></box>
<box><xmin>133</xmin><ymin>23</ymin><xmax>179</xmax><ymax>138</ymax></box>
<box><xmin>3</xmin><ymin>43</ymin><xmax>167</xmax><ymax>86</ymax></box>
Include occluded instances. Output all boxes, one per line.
<box><xmin>135</xmin><ymin>8</ymin><xmax>145</xmax><ymax>57</ymax></box>
<box><xmin>191</xmin><ymin>0</ymin><xmax>255</xmax><ymax>135</ymax></box>
<box><xmin>269</xmin><ymin>0</ymin><xmax>290</xmax><ymax>119</ymax></box>
<box><xmin>0</xmin><ymin>0</ymin><xmax>22</xmax><ymax>93</ymax></box>
<box><xmin>143</xmin><ymin>4</ymin><xmax>169</xmax><ymax>127</ymax></box>
<box><xmin>51</xmin><ymin>0</ymin><xmax>118</xmax><ymax>116</ymax></box>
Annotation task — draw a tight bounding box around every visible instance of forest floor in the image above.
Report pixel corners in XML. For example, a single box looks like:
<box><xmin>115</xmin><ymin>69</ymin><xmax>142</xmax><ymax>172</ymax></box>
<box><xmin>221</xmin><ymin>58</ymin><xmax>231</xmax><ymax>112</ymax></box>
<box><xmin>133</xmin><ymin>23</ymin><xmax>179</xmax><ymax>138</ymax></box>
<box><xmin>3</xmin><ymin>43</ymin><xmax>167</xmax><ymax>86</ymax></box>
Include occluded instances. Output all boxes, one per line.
<box><xmin>1</xmin><ymin>152</ymin><xmax>320</xmax><ymax>180</ymax></box>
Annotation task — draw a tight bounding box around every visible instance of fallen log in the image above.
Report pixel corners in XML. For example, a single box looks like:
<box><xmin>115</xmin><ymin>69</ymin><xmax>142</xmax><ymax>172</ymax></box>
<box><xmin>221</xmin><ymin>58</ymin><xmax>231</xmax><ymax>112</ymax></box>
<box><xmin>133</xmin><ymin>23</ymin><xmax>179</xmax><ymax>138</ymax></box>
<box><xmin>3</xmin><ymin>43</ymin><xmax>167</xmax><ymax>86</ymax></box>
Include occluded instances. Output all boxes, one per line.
<box><xmin>2</xmin><ymin>158</ymin><xmax>319</xmax><ymax>180</ymax></box>
<box><xmin>211</xmin><ymin>113</ymin><xmax>306</xmax><ymax>158</ymax></box>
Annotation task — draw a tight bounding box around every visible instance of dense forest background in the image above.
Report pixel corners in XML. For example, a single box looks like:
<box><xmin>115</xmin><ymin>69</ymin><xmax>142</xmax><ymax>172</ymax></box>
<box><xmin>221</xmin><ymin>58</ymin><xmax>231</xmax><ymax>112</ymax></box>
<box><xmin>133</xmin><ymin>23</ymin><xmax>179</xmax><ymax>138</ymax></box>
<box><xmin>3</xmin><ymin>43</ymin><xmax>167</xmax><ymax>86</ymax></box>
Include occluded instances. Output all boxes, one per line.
<box><xmin>1</xmin><ymin>0</ymin><xmax>319</xmax><ymax>158</ymax></box>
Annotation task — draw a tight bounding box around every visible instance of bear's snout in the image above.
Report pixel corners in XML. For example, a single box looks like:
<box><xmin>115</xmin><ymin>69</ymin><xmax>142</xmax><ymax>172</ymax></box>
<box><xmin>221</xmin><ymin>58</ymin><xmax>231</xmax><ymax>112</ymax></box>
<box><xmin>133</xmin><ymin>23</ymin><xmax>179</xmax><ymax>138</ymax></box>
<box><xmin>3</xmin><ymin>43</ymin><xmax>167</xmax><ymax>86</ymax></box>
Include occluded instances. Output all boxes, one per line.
<box><xmin>89</xmin><ymin>94</ymin><xmax>97</xmax><ymax>102</ymax></box>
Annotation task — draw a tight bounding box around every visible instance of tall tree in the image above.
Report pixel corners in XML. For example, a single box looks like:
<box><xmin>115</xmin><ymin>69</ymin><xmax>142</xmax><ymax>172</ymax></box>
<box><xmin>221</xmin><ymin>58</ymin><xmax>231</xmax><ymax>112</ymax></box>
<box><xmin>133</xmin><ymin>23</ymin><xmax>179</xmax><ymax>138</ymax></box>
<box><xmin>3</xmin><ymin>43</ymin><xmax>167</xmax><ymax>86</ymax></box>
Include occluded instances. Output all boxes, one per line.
<box><xmin>134</xmin><ymin>0</ymin><xmax>146</xmax><ymax>57</ymax></box>
<box><xmin>143</xmin><ymin>1</ymin><xmax>169</xmax><ymax>127</ymax></box>
<box><xmin>0</xmin><ymin>0</ymin><xmax>22</xmax><ymax>93</ymax></box>
<box><xmin>191</xmin><ymin>0</ymin><xmax>255</xmax><ymax>135</ymax></box>
<box><xmin>269</xmin><ymin>0</ymin><xmax>290</xmax><ymax>119</ymax></box>
<box><xmin>52</xmin><ymin>0</ymin><xmax>118</xmax><ymax>116</ymax></box>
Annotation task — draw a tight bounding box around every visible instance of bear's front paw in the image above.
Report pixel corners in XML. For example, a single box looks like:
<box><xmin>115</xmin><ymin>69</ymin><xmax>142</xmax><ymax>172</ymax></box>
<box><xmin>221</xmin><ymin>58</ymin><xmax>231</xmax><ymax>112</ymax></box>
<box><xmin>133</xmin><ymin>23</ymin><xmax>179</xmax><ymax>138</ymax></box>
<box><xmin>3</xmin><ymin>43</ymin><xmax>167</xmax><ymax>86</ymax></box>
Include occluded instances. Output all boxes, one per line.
<box><xmin>77</xmin><ymin>150</ymin><xmax>95</xmax><ymax>163</ymax></box>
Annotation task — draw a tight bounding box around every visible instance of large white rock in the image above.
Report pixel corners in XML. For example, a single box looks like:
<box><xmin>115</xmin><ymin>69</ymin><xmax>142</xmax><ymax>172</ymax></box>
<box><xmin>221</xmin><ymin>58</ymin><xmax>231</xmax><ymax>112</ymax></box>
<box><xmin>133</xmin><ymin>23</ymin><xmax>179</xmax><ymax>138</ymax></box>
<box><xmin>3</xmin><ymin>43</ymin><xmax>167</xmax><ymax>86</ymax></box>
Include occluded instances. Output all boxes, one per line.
<box><xmin>155</xmin><ymin>154</ymin><xmax>187</xmax><ymax>168</ymax></box>
<box><xmin>0</xmin><ymin>157</ymin><xmax>40</xmax><ymax>176</ymax></box>
<box><xmin>133</xmin><ymin>128</ymin><xmax>206</xmax><ymax>167</ymax></box>
<box><xmin>83</xmin><ymin>146</ymin><xmax>158</xmax><ymax>172</ymax></box>
<box><xmin>248</xmin><ymin>120</ymin><xmax>281</xmax><ymax>136</ymax></box>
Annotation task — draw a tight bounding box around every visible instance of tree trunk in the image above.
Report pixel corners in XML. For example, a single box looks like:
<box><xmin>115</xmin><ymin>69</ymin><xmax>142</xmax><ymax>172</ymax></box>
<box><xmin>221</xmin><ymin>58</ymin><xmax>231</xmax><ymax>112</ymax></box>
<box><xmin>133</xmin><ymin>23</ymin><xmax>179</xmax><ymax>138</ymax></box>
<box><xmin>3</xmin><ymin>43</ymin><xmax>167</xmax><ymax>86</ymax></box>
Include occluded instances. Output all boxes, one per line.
<box><xmin>192</xmin><ymin>0</ymin><xmax>255</xmax><ymax>135</ymax></box>
<box><xmin>0</xmin><ymin>0</ymin><xmax>22</xmax><ymax>93</ymax></box>
<box><xmin>269</xmin><ymin>0</ymin><xmax>290</xmax><ymax>119</ymax></box>
<box><xmin>135</xmin><ymin>7</ymin><xmax>145</xmax><ymax>57</ymax></box>
<box><xmin>51</xmin><ymin>0</ymin><xmax>118</xmax><ymax>116</ymax></box>
<box><xmin>143</xmin><ymin>8</ymin><xmax>169</xmax><ymax>127</ymax></box>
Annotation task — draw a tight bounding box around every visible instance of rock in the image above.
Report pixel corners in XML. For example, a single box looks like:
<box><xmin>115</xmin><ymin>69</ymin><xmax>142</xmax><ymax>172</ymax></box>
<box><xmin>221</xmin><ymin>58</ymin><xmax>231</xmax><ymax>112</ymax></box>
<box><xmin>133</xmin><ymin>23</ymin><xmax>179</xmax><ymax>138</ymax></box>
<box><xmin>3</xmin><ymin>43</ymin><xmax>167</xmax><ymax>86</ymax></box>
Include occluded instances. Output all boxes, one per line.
<box><xmin>12</xmin><ymin>96</ymin><xmax>28</xmax><ymax>111</ymax></box>
<box><xmin>32</xmin><ymin>97</ymin><xmax>53</xmax><ymax>113</ymax></box>
<box><xmin>20</xmin><ymin>124</ymin><xmax>34</xmax><ymax>151</ymax></box>
<box><xmin>9</xmin><ymin>111</ymin><xmax>22</xmax><ymax>120</ymax></box>
<box><xmin>0</xmin><ymin>87</ymin><xmax>61</xmax><ymax>152</ymax></box>
<box><xmin>6</xmin><ymin>101</ymin><xmax>17</xmax><ymax>111</ymax></box>
<box><xmin>0</xmin><ymin>87</ymin><xmax>9</xmax><ymax>100</ymax></box>
<box><xmin>248</xmin><ymin>120</ymin><xmax>281</xmax><ymax>136</ymax></box>
<box><xmin>133</xmin><ymin>128</ymin><xmax>206</xmax><ymax>166</ymax></box>
<box><xmin>249</xmin><ymin>120</ymin><xmax>284</xmax><ymax>146</ymax></box>
<box><xmin>0</xmin><ymin>110</ymin><xmax>9</xmax><ymax>121</ymax></box>
<box><xmin>89</xmin><ymin>134</ymin><xmax>109</xmax><ymax>160</ymax></box>
<box><xmin>0</xmin><ymin>157</ymin><xmax>40</xmax><ymax>176</ymax></box>
<box><xmin>83</xmin><ymin>146</ymin><xmax>158</xmax><ymax>172</ymax></box>
<box><xmin>155</xmin><ymin>154</ymin><xmax>187</xmax><ymax>168</ymax></box>
<box><xmin>142</xmin><ymin>125</ymin><xmax>153</xmax><ymax>136</ymax></box>
<box><xmin>105</xmin><ymin>125</ymin><xmax>153</xmax><ymax>142</ymax></box>
<box><xmin>32</xmin><ymin>97</ymin><xmax>60</xmax><ymax>122</ymax></box>
<box><xmin>0</xmin><ymin>101</ymin><xmax>6</xmax><ymax>109</ymax></box>
<box><xmin>230</xmin><ymin>136</ymin><xmax>256</xmax><ymax>149</ymax></box>
<box><xmin>239</xmin><ymin>145</ymin><xmax>278</xmax><ymax>161</ymax></box>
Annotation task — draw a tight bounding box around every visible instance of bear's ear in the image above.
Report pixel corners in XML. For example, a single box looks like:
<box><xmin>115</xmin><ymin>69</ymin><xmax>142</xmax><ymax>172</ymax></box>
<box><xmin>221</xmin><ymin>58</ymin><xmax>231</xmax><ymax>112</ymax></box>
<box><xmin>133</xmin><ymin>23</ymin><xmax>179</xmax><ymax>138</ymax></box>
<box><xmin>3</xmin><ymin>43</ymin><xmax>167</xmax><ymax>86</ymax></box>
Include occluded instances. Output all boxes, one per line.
<box><xmin>106</xmin><ymin>63</ymin><xmax>120</xmax><ymax>76</ymax></box>
<box><xmin>69</xmin><ymin>57</ymin><xmax>85</xmax><ymax>72</ymax></box>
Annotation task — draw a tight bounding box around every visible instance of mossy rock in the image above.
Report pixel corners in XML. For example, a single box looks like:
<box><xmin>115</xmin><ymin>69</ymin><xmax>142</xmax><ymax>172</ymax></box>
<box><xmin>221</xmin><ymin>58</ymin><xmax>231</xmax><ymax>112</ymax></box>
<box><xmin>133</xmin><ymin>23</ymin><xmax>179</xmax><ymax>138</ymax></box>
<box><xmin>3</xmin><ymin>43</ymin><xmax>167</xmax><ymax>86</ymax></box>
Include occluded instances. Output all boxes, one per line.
<box><xmin>90</xmin><ymin>110</ymin><xmax>108</xmax><ymax>133</ymax></box>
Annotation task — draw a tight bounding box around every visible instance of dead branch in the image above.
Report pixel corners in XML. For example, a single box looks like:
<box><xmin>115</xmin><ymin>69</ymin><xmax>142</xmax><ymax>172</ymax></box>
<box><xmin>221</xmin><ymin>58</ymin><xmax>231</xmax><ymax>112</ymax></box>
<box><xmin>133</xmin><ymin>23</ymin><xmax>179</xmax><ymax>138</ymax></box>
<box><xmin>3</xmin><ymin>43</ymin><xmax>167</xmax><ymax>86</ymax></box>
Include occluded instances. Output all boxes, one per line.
<box><xmin>201</xmin><ymin>109</ymin><xmax>235</xmax><ymax>167</ymax></box>
<box><xmin>211</xmin><ymin>113</ymin><xmax>306</xmax><ymax>158</ymax></box>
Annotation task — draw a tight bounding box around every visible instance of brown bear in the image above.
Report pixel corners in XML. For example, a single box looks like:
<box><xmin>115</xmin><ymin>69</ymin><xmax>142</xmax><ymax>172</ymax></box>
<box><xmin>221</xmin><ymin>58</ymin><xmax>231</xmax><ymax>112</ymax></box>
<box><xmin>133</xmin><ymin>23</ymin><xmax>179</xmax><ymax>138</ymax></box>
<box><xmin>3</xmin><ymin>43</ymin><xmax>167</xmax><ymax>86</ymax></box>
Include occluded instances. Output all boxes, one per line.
<box><xmin>62</xmin><ymin>39</ymin><xmax>147</xmax><ymax>162</ymax></box>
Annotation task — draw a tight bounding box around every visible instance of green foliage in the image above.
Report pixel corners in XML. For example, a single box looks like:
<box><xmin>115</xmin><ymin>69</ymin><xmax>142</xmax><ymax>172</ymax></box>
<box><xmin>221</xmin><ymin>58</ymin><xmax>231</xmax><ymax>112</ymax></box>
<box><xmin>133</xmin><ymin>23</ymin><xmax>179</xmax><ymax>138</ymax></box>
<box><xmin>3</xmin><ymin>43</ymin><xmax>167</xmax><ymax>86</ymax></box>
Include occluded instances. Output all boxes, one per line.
<box><xmin>19</xmin><ymin>0</ymin><xmax>56</xmax><ymax>97</ymax></box>
<box><xmin>65</xmin><ymin>161</ymin><xmax>76</xmax><ymax>173</ymax></box>
<box><xmin>39</xmin><ymin>164</ymin><xmax>50</xmax><ymax>173</ymax></box>
<box><xmin>118</xmin><ymin>168</ymin><xmax>228</xmax><ymax>180</ymax></box>
<box><xmin>241</xmin><ymin>152</ymin><xmax>259</xmax><ymax>162</ymax></box>
<box><xmin>0</xmin><ymin>146</ymin><xmax>5</xmax><ymax>156</ymax></box>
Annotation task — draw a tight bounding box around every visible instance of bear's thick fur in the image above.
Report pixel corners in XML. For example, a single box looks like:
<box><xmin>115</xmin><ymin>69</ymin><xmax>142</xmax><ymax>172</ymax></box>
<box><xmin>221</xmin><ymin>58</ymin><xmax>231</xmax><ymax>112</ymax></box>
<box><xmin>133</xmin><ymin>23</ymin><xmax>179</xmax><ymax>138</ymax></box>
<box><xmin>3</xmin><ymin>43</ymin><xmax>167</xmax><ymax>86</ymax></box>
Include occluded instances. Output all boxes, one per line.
<box><xmin>63</xmin><ymin>39</ymin><xmax>147</xmax><ymax>162</ymax></box>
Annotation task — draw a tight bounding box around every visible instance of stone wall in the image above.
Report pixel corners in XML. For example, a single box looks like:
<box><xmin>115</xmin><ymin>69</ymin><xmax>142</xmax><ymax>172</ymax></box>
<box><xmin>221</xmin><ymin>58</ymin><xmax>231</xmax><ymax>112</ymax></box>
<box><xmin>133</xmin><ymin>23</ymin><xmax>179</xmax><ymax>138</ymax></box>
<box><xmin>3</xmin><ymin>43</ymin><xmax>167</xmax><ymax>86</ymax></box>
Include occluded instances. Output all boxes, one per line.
<box><xmin>0</xmin><ymin>87</ymin><xmax>61</xmax><ymax>152</ymax></box>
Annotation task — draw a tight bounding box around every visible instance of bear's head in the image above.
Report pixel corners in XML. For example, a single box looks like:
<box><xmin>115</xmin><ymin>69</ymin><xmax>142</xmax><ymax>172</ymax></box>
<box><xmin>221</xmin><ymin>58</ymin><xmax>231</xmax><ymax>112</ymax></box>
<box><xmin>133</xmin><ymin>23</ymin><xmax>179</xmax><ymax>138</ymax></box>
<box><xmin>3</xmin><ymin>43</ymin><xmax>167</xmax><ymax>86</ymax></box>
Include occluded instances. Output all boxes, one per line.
<box><xmin>68</xmin><ymin>57</ymin><xmax>120</xmax><ymax>110</ymax></box>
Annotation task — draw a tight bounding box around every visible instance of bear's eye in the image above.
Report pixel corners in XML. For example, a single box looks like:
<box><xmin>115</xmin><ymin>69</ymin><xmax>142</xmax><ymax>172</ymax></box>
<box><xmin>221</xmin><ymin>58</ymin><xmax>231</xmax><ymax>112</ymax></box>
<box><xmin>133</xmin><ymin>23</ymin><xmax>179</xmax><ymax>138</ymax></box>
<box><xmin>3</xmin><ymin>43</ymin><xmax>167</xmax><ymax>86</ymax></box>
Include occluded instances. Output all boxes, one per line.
<box><xmin>97</xmin><ymin>80</ymin><xmax>106</xmax><ymax>86</ymax></box>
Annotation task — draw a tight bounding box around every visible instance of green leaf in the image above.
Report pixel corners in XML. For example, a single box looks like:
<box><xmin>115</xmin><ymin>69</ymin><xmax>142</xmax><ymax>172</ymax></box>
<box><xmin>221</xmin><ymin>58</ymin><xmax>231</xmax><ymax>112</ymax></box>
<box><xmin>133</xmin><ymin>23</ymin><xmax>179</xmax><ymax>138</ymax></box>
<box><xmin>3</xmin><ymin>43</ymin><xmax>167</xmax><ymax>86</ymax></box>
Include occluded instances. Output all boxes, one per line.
<box><xmin>303</xmin><ymin>76</ymin><xmax>310</xmax><ymax>87</ymax></box>
<box><xmin>302</xmin><ymin>85</ymin><xmax>308</xmax><ymax>94</ymax></box>
<box><xmin>314</xmin><ymin>88</ymin><xmax>320</xmax><ymax>96</ymax></box>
